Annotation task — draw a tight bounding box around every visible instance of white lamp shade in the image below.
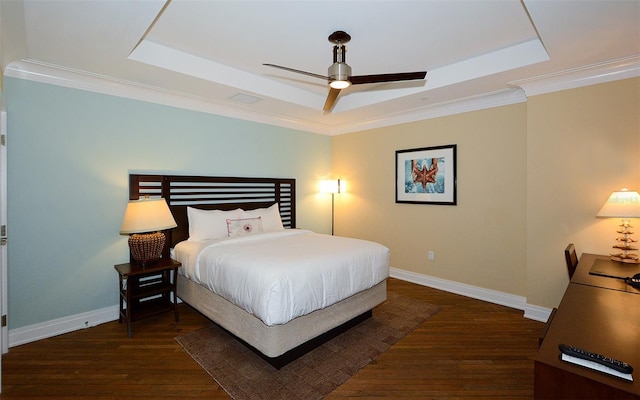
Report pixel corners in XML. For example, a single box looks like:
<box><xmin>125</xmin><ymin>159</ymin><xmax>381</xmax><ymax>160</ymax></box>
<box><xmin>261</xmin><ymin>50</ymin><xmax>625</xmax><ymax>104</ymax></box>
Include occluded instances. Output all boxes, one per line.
<box><xmin>320</xmin><ymin>179</ymin><xmax>341</xmax><ymax>194</ymax></box>
<box><xmin>119</xmin><ymin>197</ymin><xmax>177</xmax><ymax>234</ymax></box>
<box><xmin>596</xmin><ymin>189</ymin><xmax>640</xmax><ymax>218</ymax></box>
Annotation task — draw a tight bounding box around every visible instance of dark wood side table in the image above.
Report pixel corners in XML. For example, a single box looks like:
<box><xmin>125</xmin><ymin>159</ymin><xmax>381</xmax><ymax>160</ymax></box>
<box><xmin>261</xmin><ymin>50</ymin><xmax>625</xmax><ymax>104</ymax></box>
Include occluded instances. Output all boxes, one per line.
<box><xmin>115</xmin><ymin>258</ymin><xmax>181</xmax><ymax>338</ymax></box>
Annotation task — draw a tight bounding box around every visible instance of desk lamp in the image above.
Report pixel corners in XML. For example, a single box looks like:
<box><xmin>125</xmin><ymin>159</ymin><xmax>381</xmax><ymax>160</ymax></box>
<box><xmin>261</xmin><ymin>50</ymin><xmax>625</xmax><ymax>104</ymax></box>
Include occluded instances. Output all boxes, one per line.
<box><xmin>320</xmin><ymin>179</ymin><xmax>341</xmax><ymax>235</ymax></box>
<box><xmin>120</xmin><ymin>196</ymin><xmax>177</xmax><ymax>266</ymax></box>
<box><xmin>596</xmin><ymin>188</ymin><xmax>640</xmax><ymax>263</ymax></box>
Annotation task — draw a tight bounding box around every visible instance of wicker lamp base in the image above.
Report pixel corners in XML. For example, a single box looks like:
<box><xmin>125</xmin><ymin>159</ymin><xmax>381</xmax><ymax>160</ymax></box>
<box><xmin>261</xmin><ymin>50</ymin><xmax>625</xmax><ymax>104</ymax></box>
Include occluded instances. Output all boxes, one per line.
<box><xmin>129</xmin><ymin>231</ymin><xmax>166</xmax><ymax>266</ymax></box>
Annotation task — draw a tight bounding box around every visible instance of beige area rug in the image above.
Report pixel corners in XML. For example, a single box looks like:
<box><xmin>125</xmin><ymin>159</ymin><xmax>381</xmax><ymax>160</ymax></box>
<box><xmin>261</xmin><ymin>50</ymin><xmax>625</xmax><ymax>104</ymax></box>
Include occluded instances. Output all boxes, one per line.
<box><xmin>175</xmin><ymin>292</ymin><xmax>440</xmax><ymax>400</ymax></box>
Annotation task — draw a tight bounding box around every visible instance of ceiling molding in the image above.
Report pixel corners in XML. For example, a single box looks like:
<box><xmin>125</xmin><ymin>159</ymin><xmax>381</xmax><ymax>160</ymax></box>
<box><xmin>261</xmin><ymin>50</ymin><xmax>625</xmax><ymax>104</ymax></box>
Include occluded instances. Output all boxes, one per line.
<box><xmin>5</xmin><ymin>56</ymin><xmax>637</xmax><ymax>136</ymax></box>
<box><xmin>4</xmin><ymin>60</ymin><xmax>323</xmax><ymax>134</ymax></box>
<box><xmin>323</xmin><ymin>89</ymin><xmax>527</xmax><ymax>135</ymax></box>
<box><xmin>510</xmin><ymin>55</ymin><xmax>640</xmax><ymax>97</ymax></box>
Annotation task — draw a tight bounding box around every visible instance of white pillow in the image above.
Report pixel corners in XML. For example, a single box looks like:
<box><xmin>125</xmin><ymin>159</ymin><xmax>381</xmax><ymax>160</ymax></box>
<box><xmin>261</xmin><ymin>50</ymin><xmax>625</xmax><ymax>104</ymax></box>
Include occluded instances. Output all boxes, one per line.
<box><xmin>226</xmin><ymin>217</ymin><xmax>263</xmax><ymax>237</ymax></box>
<box><xmin>241</xmin><ymin>203</ymin><xmax>284</xmax><ymax>232</ymax></box>
<box><xmin>187</xmin><ymin>207</ymin><xmax>242</xmax><ymax>241</ymax></box>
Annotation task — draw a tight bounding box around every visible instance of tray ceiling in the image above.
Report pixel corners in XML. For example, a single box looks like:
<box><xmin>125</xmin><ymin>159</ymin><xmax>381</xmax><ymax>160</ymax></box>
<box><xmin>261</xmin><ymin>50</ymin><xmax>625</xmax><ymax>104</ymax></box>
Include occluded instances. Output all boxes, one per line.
<box><xmin>2</xmin><ymin>0</ymin><xmax>639</xmax><ymax>135</ymax></box>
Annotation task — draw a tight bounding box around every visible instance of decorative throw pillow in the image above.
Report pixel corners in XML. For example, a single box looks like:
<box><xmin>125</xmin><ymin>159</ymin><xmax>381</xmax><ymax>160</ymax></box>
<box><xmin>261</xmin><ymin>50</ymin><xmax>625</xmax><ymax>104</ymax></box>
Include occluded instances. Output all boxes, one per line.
<box><xmin>226</xmin><ymin>217</ymin><xmax>264</xmax><ymax>237</ymax></box>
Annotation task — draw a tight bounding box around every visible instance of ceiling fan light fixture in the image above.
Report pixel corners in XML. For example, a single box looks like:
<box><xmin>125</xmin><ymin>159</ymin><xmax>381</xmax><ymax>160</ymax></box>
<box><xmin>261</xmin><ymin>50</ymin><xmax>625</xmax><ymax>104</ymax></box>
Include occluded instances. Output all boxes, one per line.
<box><xmin>329</xmin><ymin>79</ymin><xmax>351</xmax><ymax>89</ymax></box>
<box><xmin>328</xmin><ymin>61</ymin><xmax>352</xmax><ymax>89</ymax></box>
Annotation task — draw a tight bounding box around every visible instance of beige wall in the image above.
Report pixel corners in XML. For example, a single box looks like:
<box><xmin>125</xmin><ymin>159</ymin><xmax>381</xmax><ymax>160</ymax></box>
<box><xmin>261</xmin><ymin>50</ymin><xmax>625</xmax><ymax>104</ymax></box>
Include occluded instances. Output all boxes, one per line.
<box><xmin>333</xmin><ymin>77</ymin><xmax>640</xmax><ymax>309</ymax></box>
<box><xmin>527</xmin><ymin>78</ymin><xmax>640</xmax><ymax>307</ymax></box>
<box><xmin>333</xmin><ymin>103</ymin><xmax>528</xmax><ymax>297</ymax></box>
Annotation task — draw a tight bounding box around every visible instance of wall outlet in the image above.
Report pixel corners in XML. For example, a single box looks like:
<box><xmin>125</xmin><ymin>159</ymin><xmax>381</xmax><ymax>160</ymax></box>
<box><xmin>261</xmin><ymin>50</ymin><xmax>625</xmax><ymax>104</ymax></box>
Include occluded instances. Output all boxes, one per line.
<box><xmin>428</xmin><ymin>251</ymin><xmax>434</xmax><ymax>261</ymax></box>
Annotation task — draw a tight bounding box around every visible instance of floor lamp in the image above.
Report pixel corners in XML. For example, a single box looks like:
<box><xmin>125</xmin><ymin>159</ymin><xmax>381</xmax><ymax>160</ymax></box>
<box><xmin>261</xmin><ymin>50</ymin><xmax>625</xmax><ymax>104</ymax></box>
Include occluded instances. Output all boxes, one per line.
<box><xmin>320</xmin><ymin>179</ymin><xmax>341</xmax><ymax>235</ymax></box>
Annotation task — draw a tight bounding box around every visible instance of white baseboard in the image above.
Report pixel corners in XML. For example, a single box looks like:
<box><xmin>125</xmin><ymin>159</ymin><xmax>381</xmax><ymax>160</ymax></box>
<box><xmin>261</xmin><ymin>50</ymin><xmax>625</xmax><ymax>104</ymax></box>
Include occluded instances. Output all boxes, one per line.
<box><xmin>523</xmin><ymin>303</ymin><xmax>554</xmax><ymax>322</ymax></box>
<box><xmin>8</xmin><ymin>305</ymin><xmax>119</xmax><ymax>348</ymax></box>
<box><xmin>390</xmin><ymin>267</ymin><xmax>552</xmax><ymax>323</ymax></box>
<box><xmin>7</xmin><ymin>271</ymin><xmax>553</xmax><ymax>348</ymax></box>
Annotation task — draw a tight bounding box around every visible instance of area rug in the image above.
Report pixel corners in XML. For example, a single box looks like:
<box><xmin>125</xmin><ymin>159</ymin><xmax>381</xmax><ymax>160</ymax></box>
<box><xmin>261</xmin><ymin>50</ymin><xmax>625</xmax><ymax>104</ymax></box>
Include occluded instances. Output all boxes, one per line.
<box><xmin>175</xmin><ymin>292</ymin><xmax>440</xmax><ymax>400</ymax></box>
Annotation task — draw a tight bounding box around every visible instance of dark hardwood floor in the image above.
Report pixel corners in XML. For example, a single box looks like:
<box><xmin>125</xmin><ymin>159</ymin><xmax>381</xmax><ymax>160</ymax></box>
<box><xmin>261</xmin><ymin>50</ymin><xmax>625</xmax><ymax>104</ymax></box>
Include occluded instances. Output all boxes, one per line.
<box><xmin>1</xmin><ymin>278</ymin><xmax>544</xmax><ymax>399</ymax></box>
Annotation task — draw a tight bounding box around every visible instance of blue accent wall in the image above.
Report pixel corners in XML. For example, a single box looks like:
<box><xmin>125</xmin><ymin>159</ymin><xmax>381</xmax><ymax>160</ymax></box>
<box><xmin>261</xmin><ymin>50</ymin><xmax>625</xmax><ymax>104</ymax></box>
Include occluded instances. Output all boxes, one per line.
<box><xmin>4</xmin><ymin>77</ymin><xmax>332</xmax><ymax>329</ymax></box>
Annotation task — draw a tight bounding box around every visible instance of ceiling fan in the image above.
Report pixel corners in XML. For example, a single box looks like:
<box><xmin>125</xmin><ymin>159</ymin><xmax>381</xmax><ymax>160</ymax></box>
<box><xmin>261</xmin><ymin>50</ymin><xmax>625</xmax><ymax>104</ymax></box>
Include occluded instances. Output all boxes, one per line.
<box><xmin>264</xmin><ymin>30</ymin><xmax>427</xmax><ymax>112</ymax></box>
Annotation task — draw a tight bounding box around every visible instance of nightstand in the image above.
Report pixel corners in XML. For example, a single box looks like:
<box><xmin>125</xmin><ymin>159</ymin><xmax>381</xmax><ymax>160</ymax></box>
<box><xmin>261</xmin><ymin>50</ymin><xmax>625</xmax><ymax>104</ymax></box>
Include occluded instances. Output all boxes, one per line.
<box><xmin>114</xmin><ymin>258</ymin><xmax>181</xmax><ymax>338</ymax></box>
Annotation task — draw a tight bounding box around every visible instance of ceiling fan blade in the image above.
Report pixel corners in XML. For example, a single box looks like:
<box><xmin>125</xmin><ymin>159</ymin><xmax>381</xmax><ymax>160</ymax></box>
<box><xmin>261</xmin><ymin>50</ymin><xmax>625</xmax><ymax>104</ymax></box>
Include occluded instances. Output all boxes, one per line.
<box><xmin>350</xmin><ymin>71</ymin><xmax>427</xmax><ymax>85</ymax></box>
<box><xmin>263</xmin><ymin>64</ymin><xmax>328</xmax><ymax>81</ymax></box>
<box><xmin>323</xmin><ymin>87</ymin><xmax>341</xmax><ymax>112</ymax></box>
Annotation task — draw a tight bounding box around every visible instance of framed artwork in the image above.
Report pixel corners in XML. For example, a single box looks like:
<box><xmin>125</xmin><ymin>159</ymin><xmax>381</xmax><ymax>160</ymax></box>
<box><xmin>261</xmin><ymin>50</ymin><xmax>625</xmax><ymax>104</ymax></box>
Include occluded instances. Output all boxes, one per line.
<box><xmin>395</xmin><ymin>144</ymin><xmax>457</xmax><ymax>205</ymax></box>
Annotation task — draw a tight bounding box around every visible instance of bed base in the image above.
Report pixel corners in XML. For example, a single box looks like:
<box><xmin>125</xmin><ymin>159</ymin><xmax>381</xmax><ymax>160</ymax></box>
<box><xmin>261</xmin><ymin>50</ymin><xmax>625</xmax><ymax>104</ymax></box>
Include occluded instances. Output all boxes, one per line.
<box><xmin>178</xmin><ymin>275</ymin><xmax>387</xmax><ymax>369</ymax></box>
<box><xmin>233</xmin><ymin>310</ymin><xmax>372</xmax><ymax>369</ymax></box>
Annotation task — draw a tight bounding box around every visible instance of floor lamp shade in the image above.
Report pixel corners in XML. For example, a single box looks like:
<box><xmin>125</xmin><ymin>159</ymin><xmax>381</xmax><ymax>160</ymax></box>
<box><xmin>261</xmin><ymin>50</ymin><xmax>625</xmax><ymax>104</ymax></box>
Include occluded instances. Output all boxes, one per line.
<box><xmin>319</xmin><ymin>179</ymin><xmax>341</xmax><ymax>194</ymax></box>
<box><xmin>596</xmin><ymin>189</ymin><xmax>640</xmax><ymax>263</ymax></box>
<box><xmin>120</xmin><ymin>197</ymin><xmax>177</xmax><ymax>265</ymax></box>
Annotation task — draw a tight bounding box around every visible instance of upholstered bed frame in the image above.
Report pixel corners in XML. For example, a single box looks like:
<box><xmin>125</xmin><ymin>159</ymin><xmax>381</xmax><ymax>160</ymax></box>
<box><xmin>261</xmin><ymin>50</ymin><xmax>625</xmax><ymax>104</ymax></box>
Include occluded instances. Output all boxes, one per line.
<box><xmin>128</xmin><ymin>174</ymin><xmax>387</xmax><ymax>368</ymax></box>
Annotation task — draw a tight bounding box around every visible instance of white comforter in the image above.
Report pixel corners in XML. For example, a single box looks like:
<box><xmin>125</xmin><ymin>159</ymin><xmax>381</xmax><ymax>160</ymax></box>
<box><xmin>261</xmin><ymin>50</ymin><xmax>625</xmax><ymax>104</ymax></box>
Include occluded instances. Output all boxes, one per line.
<box><xmin>173</xmin><ymin>229</ymin><xmax>389</xmax><ymax>326</ymax></box>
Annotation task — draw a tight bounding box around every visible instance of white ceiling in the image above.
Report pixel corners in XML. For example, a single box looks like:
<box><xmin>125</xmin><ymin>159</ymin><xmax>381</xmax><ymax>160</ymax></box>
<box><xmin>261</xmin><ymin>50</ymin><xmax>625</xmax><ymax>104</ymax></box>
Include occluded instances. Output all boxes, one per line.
<box><xmin>2</xmin><ymin>0</ymin><xmax>639</xmax><ymax>135</ymax></box>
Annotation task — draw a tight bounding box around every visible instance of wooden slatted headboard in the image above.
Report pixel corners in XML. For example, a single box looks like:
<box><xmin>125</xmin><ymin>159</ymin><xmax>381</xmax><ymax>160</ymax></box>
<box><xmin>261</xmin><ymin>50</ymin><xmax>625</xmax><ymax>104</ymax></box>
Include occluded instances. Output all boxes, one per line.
<box><xmin>128</xmin><ymin>174</ymin><xmax>296</xmax><ymax>257</ymax></box>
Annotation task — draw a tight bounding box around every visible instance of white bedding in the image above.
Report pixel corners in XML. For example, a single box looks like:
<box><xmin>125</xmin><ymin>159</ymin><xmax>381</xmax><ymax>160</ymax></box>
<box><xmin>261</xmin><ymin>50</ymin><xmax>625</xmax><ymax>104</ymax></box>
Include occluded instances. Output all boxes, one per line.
<box><xmin>173</xmin><ymin>229</ymin><xmax>389</xmax><ymax>326</ymax></box>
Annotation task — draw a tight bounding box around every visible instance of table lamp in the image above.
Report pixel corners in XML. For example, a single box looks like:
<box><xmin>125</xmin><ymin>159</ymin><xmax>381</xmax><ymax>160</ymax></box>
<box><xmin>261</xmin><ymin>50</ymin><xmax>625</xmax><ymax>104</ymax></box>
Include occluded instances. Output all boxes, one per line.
<box><xmin>320</xmin><ymin>179</ymin><xmax>341</xmax><ymax>235</ymax></box>
<box><xmin>596</xmin><ymin>188</ymin><xmax>640</xmax><ymax>263</ymax></box>
<box><xmin>120</xmin><ymin>196</ymin><xmax>177</xmax><ymax>266</ymax></box>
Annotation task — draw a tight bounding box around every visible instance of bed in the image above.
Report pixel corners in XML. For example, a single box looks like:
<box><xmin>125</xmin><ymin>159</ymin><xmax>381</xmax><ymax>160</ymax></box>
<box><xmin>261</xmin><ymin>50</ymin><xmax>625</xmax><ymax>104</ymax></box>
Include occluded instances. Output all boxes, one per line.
<box><xmin>128</xmin><ymin>174</ymin><xmax>389</xmax><ymax>368</ymax></box>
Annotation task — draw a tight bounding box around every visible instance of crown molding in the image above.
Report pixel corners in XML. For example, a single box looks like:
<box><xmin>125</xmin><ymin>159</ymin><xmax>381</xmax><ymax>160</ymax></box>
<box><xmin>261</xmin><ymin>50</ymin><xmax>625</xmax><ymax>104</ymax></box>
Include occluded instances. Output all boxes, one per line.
<box><xmin>510</xmin><ymin>55</ymin><xmax>640</xmax><ymax>97</ymax></box>
<box><xmin>327</xmin><ymin>88</ymin><xmax>527</xmax><ymax>135</ymax></box>
<box><xmin>2</xmin><ymin>60</ymin><xmax>527</xmax><ymax>136</ymax></box>
<box><xmin>4</xmin><ymin>60</ymin><xmax>325</xmax><ymax>134</ymax></box>
<box><xmin>5</xmin><ymin>56</ymin><xmax>638</xmax><ymax>136</ymax></box>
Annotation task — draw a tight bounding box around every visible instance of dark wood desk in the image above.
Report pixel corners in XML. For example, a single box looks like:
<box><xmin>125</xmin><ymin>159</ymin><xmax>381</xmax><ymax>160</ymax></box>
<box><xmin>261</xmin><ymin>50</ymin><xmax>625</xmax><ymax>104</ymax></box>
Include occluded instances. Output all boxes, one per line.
<box><xmin>572</xmin><ymin>253</ymin><xmax>640</xmax><ymax>294</ymax></box>
<box><xmin>535</xmin><ymin>254</ymin><xmax>640</xmax><ymax>399</ymax></box>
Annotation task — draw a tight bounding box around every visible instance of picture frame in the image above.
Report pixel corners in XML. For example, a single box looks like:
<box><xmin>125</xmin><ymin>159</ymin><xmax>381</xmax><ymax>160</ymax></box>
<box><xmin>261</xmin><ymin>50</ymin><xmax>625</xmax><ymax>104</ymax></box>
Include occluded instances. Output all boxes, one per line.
<box><xmin>395</xmin><ymin>144</ymin><xmax>457</xmax><ymax>205</ymax></box>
